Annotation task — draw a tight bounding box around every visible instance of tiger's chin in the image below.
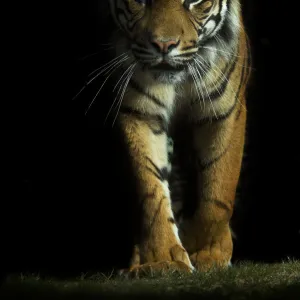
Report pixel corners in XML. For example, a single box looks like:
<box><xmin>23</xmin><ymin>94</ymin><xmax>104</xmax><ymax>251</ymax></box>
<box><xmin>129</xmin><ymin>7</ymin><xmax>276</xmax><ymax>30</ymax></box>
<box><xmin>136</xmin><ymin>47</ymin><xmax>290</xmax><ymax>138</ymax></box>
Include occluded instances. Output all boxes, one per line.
<box><xmin>152</xmin><ymin>70</ymin><xmax>187</xmax><ymax>84</ymax></box>
<box><xmin>130</xmin><ymin>57</ymin><xmax>188</xmax><ymax>84</ymax></box>
<box><xmin>143</xmin><ymin>65</ymin><xmax>187</xmax><ymax>84</ymax></box>
<box><xmin>131</xmin><ymin>61</ymin><xmax>188</xmax><ymax>84</ymax></box>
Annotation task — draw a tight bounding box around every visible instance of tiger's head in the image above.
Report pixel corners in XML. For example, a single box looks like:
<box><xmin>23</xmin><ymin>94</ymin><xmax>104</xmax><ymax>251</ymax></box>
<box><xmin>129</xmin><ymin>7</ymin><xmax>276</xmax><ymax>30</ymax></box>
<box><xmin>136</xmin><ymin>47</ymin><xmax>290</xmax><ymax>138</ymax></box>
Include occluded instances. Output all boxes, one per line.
<box><xmin>108</xmin><ymin>0</ymin><xmax>241</xmax><ymax>83</ymax></box>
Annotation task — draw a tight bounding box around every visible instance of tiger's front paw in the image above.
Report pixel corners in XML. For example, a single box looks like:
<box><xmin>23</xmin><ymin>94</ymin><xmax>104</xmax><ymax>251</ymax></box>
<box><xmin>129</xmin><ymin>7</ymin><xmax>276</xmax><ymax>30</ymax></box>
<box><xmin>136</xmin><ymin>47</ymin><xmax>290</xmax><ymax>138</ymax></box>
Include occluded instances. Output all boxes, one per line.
<box><xmin>119</xmin><ymin>244</ymin><xmax>194</xmax><ymax>278</ymax></box>
<box><xmin>189</xmin><ymin>231</ymin><xmax>233</xmax><ymax>272</ymax></box>
<box><xmin>190</xmin><ymin>250</ymin><xmax>232</xmax><ymax>272</ymax></box>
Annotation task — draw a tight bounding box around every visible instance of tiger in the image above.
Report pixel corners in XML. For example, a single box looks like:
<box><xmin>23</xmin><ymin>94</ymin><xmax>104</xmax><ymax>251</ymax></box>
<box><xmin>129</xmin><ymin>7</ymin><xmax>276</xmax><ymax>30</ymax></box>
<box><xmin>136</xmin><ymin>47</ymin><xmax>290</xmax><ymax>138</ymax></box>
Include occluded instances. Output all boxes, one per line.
<box><xmin>100</xmin><ymin>0</ymin><xmax>252</xmax><ymax>275</ymax></box>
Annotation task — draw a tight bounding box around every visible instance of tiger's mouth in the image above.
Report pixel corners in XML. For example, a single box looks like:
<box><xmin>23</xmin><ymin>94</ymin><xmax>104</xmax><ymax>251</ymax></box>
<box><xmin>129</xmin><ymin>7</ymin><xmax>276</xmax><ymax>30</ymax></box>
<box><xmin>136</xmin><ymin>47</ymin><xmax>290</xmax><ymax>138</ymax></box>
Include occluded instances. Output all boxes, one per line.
<box><xmin>143</xmin><ymin>61</ymin><xmax>186</xmax><ymax>73</ymax></box>
<box><xmin>149</xmin><ymin>63</ymin><xmax>185</xmax><ymax>72</ymax></box>
<box><xmin>139</xmin><ymin>60</ymin><xmax>188</xmax><ymax>82</ymax></box>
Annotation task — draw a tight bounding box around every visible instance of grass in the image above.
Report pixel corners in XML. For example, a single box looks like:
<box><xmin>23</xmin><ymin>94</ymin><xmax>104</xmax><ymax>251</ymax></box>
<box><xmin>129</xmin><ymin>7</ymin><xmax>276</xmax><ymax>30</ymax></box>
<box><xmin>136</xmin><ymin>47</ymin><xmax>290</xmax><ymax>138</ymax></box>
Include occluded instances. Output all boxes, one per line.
<box><xmin>1</xmin><ymin>261</ymin><xmax>300</xmax><ymax>299</ymax></box>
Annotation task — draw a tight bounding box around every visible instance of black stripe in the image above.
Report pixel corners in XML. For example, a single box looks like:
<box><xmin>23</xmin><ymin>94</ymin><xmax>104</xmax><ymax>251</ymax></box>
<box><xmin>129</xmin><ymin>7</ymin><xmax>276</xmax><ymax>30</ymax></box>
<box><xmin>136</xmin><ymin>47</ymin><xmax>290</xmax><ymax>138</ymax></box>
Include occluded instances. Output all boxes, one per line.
<box><xmin>203</xmin><ymin>8</ymin><xmax>212</xmax><ymax>14</ymax></box>
<box><xmin>194</xmin><ymin>16</ymin><xmax>205</xmax><ymax>29</ymax></box>
<box><xmin>214</xmin><ymin>199</ymin><xmax>232</xmax><ymax>212</ymax></box>
<box><xmin>235</xmin><ymin>99</ymin><xmax>244</xmax><ymax>121</ymax></box>
<box><xmin>203</xmin><ymin>199</ymin><xmax>232</xmax><ymax>213</ymax></box>
<box><xmin>191</xmin><ymin>16</ymin><xmax>204</xmax><ymax>35</ymax></box>
<box><xmin>243</xmin><ymin>34</ymin><xmax>252</xmax><ymax>86</ymax></box>
<box><xmin>114</xmin><ymin>0</ymin><xmax>141</xmax><ymax>33</ymax></box>
<box><xmin>129</xmin><ymin>80</ymin><xmax>168</xmax><ymax>110</ymax></box>
<box><xmin>205</xmin><ymin>53</ymin><xmax>239</xmax><ymax>101</ymax></box>
<box><xmin>181</xmin><ymin>44</ymin><xmax>198</xmax><ymax>53</ymax></box>
<box><xmin>193</xmin><ymin>97</ymin><xmax>237</xmax><ymax>126</ymax></box>
<box><xmin>146</xmin><ymin>158</ymin><xmax>169</xmax><ymax>182</ymax></box>
<box><xmin>196</xmin><ymin>42</ymin><xmax>250</xmax><ymax>170</ymax></box>
<box><xmin>116</xmin><ymin>8</ymin><xmax>129</xmax><ymax>22</ymax></box>
<box><xmin>146</xmin><ymin>166</ymin><xmax>163</xmax><ymax>182</ymax></box>
<box><xmin>181</xmin><ymin>44</ymin><xmax>197</xmax><ymax>51</ymax></box>
<box><xmin>128</xmin><ymin>15</ymin><xmax>143</xmax><ymax>31</ymax></box>
<box><xmin>173</xmin><ymin>52</ymin><xmax>198</xmax><ymax>58</ymax></box>
<box><xmin>115</xmin><ymin>4</ymin><xmax>129</xmax><ymax>33</ymax></box>
<box><xmin>122</xmin><ymin>0</ymin><xmax>142</xmax><ymax>32</ymax></box>
<box><xmin>120</xmin><ymin>106</ymin><xmax>168</xmax><ymax>135</ymax></box>
<box><xmin>197</xmin><ymin>15</ymin><xmax>209</xmax><ymax>22</ymax></box>
<box><xmin>168</xmin><ymin>217</ymin><xmax>176</xmax><ymax>224</ymax></box>
<box><xmin>235</xmin><ymin>36</ymin><xmax>252</xmax><ymax>121</ymax></box>
<box><xmin>215</xmin><ymin>0</ymin><xmax>234</xmax><ymax>45</ymax></box>
<box><xmin>149</xmin><ymin>196</ymin><xmax>165</xmax><ymax>230</ymax></box>
<box><xmin>183</xmin><ymin>0</ymin><xmax>190</xmax><ymax>10</ymax></box>
<box><xmin>122</xmin><ymin>0</ymin><xmax>132</xmax><ymax>16</ymax></box>
<box><xmin>203</xmin><ymin>6</ymin><xmax>222</xmax><ymax>33</ymax></box>
<box><xmin>197</xmin><ymin>145</ymin><xmax>229</xmax><ymax>171</ymax></box>
<box><xmin>188</xmin><ymin>16</ymin><xmax>200</xmax><ymax>34</ymax></box>
<box><xmin>122</xmin><ymin>1</ymin><xmax>132</xmax><ymax>17</ymax></box>
<box><xmin>194</xmin><ymin>40</ymin><xmax>248</xmax><ymax>126</ymax></box>
<box><xmin>191</xmin><ymin>51</ymin><xmax>237</xmax><ymax>105</ymax></box>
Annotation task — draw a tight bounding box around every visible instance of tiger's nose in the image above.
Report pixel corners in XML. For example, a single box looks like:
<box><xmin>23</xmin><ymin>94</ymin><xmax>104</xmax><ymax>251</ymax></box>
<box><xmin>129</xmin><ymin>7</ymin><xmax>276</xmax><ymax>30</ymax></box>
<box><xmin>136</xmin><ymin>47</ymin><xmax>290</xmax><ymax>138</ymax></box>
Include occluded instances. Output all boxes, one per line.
<box><xmin>151</xmin><ymin>39</ymin><xmax>179</xmax><ymax>54</ymax></box>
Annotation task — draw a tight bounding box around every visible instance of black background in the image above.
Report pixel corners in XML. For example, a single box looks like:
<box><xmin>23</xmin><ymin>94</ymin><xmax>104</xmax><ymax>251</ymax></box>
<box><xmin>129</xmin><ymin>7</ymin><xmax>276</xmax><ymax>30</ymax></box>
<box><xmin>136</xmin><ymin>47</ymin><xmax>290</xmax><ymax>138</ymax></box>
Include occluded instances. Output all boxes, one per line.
<box><xmin>3</xmin><ymin>0</ymin><xmax>300</xmax><ymax>279</ymax></box>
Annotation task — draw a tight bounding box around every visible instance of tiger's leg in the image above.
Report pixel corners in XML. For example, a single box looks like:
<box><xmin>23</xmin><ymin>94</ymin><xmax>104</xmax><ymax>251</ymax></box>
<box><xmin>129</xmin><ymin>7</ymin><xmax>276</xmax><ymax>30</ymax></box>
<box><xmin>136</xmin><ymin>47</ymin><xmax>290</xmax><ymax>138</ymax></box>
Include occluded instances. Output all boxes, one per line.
<box><xmin>180</xmin><ymin>99</ymin><xmax>246</xmax><ymax>271</ymax></box>
<box><xmin>119</xmin><ymin>111</ymin><xmax>193</xmax><ymax>275</ymax></box>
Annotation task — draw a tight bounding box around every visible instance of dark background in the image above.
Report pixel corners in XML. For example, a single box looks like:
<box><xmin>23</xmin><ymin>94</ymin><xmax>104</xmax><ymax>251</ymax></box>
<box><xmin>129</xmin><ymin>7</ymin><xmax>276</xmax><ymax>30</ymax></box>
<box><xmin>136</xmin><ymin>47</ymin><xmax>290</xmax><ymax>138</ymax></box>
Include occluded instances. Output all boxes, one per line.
<box><xmin>3</xmin><ymin>0</ymin><xmax>300</xmax><ymax>279</ymax></box>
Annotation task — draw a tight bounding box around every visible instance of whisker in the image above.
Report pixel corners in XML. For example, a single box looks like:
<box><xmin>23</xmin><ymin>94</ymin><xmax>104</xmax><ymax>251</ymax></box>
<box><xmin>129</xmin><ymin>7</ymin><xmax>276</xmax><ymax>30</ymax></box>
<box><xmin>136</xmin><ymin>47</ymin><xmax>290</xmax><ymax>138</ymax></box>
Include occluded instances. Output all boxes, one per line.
<box><xmin>194</xmin><ymin>57</ymin><xmax>222</xmax><ymax>98</ymax></box>
<box><xmin>200</xmin><ymin>46</ymin><xmax>243</xmax><ymax>59</ymax></box>
<box><xmin>84</xmin><ymin>74</ymin><xmax>113</xmax><ymax>116</ymax></box>
<box><xmin>139</xmin><ymin>59</ymin><xmax>161</xmax><ymax>64</ymax></box>
<box><xmin>104</xmin><ymin>63</ymin><xmax>136</xmax><ymax>124</ymax></box>
<box><xmin>187</xmin><ymin>62</ymin><xmax>204</xmax><ymax>110</ymax></box>
<box><xmin>196</xmin><ymin>53</ymin><xmax>235</xmax><ymax>94</ymax></box>
<box><xmin>78</xmin><ymin>52</ymin><xmax>100</xmax><ymax>61</ymax></box>
<box><xmin>191</xmin><ymin>63</ymin><xmax>206</xmax><ymax>111</ymax></box>
<box><xmin>215</xmin><ymin>34</ymin><xmax>229</xmax><ymax>51</ymax></box>
<box><xmin>200</xmin><ymin>54</ymin><xmax>246</xmax><ymax>114</ymax></box>
<box><xmin>132</xmin><ymin>53</ymin><xmax>157</xmax><ymax>59</ymax></box>
<box><xmin>193</xmin><ymin>58</ymin><xmax>218</xmax><ymax>119</ymax></box>
<box><xmin>72</xmin><ymin>55</ymin><xmax>129</xmax><ymax>101</ymax></box>
<box><xmin>84</xmin><ymin>62</ymin><xmax>124</xmax><ymax>116</ymax></box>
<box><xmin>113</xmin><ymin>63</ymin><xmax>136</xmax><ymax>93</ymax></box>
<box><xmin>88</xmin><ymin>52</ymin><xmax>129</xmax><ymax>78</ymax></box>
<box><xmin>72</xmin><ymin>85</ymin><xmax>86</xmax><ymax>102</ymax></box>
<box><xmin>197</xmin><ymin>55</ymin><xmax>246</xmax><ymax>112</ymax></box>
<box><xmin>199</xmin><ymin>45</ymin><xmax>253</xmax><ymax>70</ymax></box>
<box><xmin>112</xmin><ymin>65</ymin><xmax>136</xmax><ymax>126</ymax></box>
<box><xmin>87</xmin><ymin>56</ymin><xmax>129</xmax><ymax>85</ymax></box>
<box><xmin>195</xmin><ymin>64</ymin><xmax>207</xmax><ymax>111</ymax></box>
<box><xmin>77</xmin><ymin>43</ymin><xmax>119</xmax><ymax>61</ymax></box>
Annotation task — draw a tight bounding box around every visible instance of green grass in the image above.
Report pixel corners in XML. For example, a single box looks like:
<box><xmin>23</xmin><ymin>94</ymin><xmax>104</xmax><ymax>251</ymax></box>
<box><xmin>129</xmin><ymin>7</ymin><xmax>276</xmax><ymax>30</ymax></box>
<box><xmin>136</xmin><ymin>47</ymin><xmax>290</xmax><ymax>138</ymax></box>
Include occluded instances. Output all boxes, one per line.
<box><xmin>1</xmin><ymin>261</ymin><xmax>300</xmax><ymax>299</ymax></box>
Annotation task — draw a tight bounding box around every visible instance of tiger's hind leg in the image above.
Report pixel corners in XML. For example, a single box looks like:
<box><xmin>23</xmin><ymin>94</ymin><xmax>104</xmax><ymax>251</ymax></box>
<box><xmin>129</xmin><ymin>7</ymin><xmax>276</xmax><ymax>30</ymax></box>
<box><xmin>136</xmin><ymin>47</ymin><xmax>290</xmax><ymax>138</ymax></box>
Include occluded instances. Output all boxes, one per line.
<box><xmin>179</xmin><ymin>101</ymin><xmax>246</xmax><ymax>272</ymax></box>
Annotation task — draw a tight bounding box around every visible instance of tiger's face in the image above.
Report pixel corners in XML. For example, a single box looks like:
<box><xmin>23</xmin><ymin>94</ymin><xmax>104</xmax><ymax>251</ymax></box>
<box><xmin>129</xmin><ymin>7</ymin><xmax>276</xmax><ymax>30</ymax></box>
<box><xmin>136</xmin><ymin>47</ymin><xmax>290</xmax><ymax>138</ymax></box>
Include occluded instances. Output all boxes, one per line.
<box><xmin>109</xmin><ymin>0</ymin><xmax>238</xmax><ymax>83</ymax></box>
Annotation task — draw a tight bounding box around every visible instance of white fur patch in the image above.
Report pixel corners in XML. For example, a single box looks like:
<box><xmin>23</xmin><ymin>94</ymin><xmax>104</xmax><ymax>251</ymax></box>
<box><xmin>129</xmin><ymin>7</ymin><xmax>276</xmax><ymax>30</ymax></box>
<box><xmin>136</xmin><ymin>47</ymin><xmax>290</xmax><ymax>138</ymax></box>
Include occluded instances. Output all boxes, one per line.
<box><xmin>205</xmin><ymin>19</ymin><xmax>217</xmax><ymax>36</ymax></box>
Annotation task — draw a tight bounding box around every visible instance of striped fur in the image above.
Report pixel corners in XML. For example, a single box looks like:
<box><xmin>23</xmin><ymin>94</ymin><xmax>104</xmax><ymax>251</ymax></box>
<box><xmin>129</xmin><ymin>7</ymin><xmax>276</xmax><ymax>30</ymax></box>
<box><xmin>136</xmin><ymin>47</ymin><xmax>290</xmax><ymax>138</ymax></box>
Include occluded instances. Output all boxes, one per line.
<box><xmin>106</xmin><ymin>0</ymin><xmax>251</xmax><ymax>274</ymax></box>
